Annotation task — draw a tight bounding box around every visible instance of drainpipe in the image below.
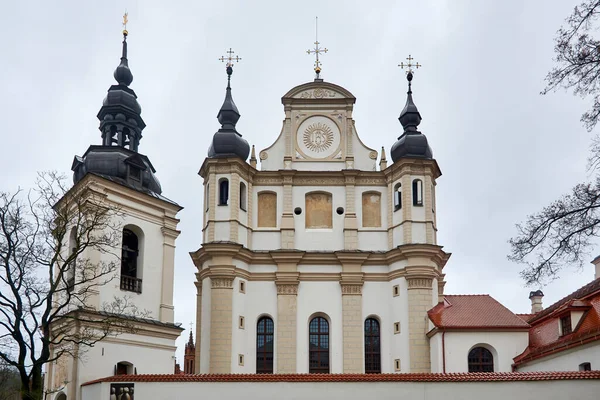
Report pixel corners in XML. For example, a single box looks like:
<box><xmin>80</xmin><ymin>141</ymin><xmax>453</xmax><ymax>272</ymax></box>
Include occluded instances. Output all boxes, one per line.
<box><xmin>442</xmin><ymin>330</ymin><xmax>446</xmax><ymax>373</ymax></box>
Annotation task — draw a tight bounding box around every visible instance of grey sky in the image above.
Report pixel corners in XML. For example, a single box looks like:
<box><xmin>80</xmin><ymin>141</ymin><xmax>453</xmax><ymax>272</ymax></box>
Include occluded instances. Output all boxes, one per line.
<box><xmin>1</xmin><ymin>0</ymin><xmax>594</xmax><ymax>362</ymax></box>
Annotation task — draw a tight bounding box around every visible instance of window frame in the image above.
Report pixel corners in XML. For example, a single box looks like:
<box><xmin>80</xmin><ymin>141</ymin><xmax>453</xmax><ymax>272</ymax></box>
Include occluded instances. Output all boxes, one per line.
<box><xmin>309</xmin><ymin>316</ymin><xmax>330</xmax><ymax>373</ymax></box>
<box><xmin>467</xmin><ymin>346</ymin><xmax>494</xmax><ymax>372</ymax></box>
<box><xmin>394</xmin><ymin>183</ymin><xmax>402</xmax><ymax>211</ymax></box>
<box><xmin>560</xmin><ymin>313</ymin><xmax>572</xmax><ymax>336</ymax></box>
<box><xmin>239</xmin><ymin>181</ymin><xmax>247</xmax><ymax>211</ymax></box>
<box><xmin>218</xmin><ymin>178</ymin><xmax>229</xmax><ymax>206</ymax></box>
<box><xmin>256</xmin><ymin>316</ymin><xmax>274</xmax><ymax>374</ymax></box>
<box><xmin>364</xmin><ymin>318</ymin><xmax>381</xmax><ymax>374</ymax></box>
<box><xmin>412</xmin><ymin>179</ymin><xmax>423</xmax><ymax>206</ymax></box>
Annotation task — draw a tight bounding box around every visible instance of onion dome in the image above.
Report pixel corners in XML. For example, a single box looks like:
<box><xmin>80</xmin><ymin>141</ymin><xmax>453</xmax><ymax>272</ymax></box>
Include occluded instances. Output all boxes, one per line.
<box><xmin>391</xmin><ymin>71</ymin><xmax>433</xmax><ymax>162</ymax></box>
<box><xmin>207</xmin><ymin>65</ymin><xmax>250</xmax><ymax>160</ymax></box>
<box><xmin>72</xmin><ymin>27</ymin><xmax>162</xmax><ymax>195</ymax></box>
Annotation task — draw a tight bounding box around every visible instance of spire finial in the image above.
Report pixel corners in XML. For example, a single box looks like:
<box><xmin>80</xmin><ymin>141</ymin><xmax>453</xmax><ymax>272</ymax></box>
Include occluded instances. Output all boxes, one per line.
<box><xmin>399</xmin><ymin>54</ymin><xmax>422</xmax><ymax>93</ymax></box>
<box><xmin>122</xmin><ymin>12</ymin><xmax>129</xmax><ymax>36</ymax></box>
<box><xmin>250</xmin><ymin>145</ymin><xmax>257</xmax><ymax>168</ymax></box>
<box><xmin>219</xmin><ymin>48</ymin><xmax>242</xmax><ymax>88</ymax></box>
<box><xmin>307</xmin><ymin>17</ymin><xmax>328</xmax><ymax>80</ymax></box>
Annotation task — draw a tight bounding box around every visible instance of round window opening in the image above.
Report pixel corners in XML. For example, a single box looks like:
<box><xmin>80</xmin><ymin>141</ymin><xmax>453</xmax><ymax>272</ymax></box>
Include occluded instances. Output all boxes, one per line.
<box><xmin>336</xmin><ymin>207</ymin><xmax>344</xmax><ymax>215</ymax></box>
<box><xmin>294</xmin><ymin>207</ymin><xmax>302</xmax><ymax>215</ymax></box>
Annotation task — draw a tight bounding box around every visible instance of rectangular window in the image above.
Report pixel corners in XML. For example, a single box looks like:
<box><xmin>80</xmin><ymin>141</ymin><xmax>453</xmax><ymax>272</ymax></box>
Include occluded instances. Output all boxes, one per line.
<box><xmin>394</xmin><ymin>359</ymin><xmax>401</xmax><ymax>372</ymax></box>
<box><xmin>239</xmin><ymin>280</ymin><xmax>246</xmax><ymax>293</ymax></box>
<box><xmin>238</xmin><ymin>354</ymin><xmax>244</xmax><ymax>366</ymax></box>
<box><xmin>394</xmin><ymin>322</ymin><xmax>400</xmax><ymax>334</ymax></box>
<box><xmin>560</xmin><ymin>314</ymin><xmax>572</xmax><ymax>335</ymax></box>
<box><xmin>393</xmin><ymin>285</ymin><xmax>400</xmax><ymax>297</ymax></box>
<box><xmin>412</xmin><ymin>179</ymin><xmax>423</xmax><ymax>206</ymax></box>
<box><xmin>239</xmin><ymin>316</ymin><xmax>245</xmax><ymax>329</ymax></box>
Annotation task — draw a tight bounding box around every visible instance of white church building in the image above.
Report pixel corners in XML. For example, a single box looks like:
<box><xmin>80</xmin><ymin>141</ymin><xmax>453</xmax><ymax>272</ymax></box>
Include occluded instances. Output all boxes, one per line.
<box><xmin>44</xmin><ymin>25</ymin><xmax>600</xmax><ymax>400</ymax></box>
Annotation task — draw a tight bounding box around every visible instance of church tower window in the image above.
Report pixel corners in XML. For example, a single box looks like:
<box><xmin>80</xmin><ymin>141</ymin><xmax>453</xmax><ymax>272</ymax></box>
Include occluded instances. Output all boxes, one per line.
<box><xmin>309</xmin><ymin>316</ymin><xmax>330</xmax><ymax>373</ymax></box>
<box><xmin>305</xmin><ymin>192</ymin><xmax>332</xmax><ymax>229</ymax></box>
<box><xmin>256</xmin><ymin>317</ymin><xmax>274</xmax><ymax>373</ymax></box>
<box><xmin>364</xmin><ymin>318</ymin><xmax>381</xmax><ymax>373</ymax></box>
<box><xmin>218</xmin><ymin>178</ymin><xmax>229</xmax><ymax>206</ymax></box>
<box><xmin>257</xmin><ymin>192</ymin><xmax>277</xmax><ymax>228</ymax></box>
<box><xmin>239</xmin><ymin>182</ymin><xmax>247</xmax><ymax>211</ymax></box>
<box><xmin>120</xmin><ymin>228</ymin><xmax>141</xmax><ymax>293</ymax></box>
<box><xmin>66</xmin><ymin>228</ymin><xmax>77</xmax><ymax>293</ymax></box>
<box><xmin>394</xmin><ymin>183</ymin><xmax>402</xmax><ymax>211</ymax></box>
<box><xmin>412</xmin><ymin>179</ymin><xmax>423</xmax><ymax>206</ymax></box>
<box><xmin>468</xmin><ymin>346</ymin><xmax>494</xmax><ymax>372</ymax></box>
<box><xmin>362</xmin><ymin>192</ymin><xmax>381</xmax><ymax>228</ymax></box>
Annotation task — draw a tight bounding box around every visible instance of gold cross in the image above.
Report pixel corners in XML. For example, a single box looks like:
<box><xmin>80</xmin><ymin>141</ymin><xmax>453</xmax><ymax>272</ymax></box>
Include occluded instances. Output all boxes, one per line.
<box><xmin>398</xmin><ymin>54</ymin><xmax>422</xmax><ymax>74</ymax></box>
<box><xmin>122</xmin><ymin>12</ymin><xmax>129</xmax><ymax>35</ymax></box>
<box><xmin>307</xmin><ymin>17</ymin><xmax>328</xmax><ymax>75</ymax></box>
<box><xmin>219</xmin><ymin>48</ymin><xmax>242</xmax><ymax>67</ymax></box>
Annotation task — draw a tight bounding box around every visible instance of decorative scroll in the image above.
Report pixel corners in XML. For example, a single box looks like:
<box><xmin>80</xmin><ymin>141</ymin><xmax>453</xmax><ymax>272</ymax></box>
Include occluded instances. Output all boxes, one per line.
<box><xmin>276</xmin><ymin>284</ymin><xmax>298</xmax><ymax>295</ymax></box>
<box><xmin>259</xmin><ymin>151</ymin><xmax>269</xmax><ymax>160</ymax></box>
<box><xmin>299</xmin><ymin>88</ymin><xmax>338</xmax><ymax>99</ymax></box>
<box><xmin>369</xmin><ymin>151</ymin><xmax>378</xmax><ymax>160</ymax></box>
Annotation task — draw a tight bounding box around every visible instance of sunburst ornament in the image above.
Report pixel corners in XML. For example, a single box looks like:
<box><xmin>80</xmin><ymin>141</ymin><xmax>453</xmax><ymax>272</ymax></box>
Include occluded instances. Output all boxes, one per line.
<box><xmin>303</xmin><ymin>122</ymin><xmax>334</xmax><ymax>153</ymax></box>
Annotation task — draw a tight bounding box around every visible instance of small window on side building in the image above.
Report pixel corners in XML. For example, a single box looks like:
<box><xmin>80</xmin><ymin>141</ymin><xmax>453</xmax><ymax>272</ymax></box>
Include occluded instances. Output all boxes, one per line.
<box><xmin>579</xmin><ymin>362</ymin><xmax>592</xmax><ymax>371</ymax></box>
<box><xmin>560</xmin><ymin>314</ymin><xmax>572</xmax><ymax>336</ymax></box>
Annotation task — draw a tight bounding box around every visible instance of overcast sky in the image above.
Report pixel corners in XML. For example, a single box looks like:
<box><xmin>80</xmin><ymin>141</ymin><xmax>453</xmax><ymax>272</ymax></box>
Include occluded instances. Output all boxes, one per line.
<box><xmin>2</xmin><ymin>0</ymin><xmax>596</xmax><ymax>362</ymax></box>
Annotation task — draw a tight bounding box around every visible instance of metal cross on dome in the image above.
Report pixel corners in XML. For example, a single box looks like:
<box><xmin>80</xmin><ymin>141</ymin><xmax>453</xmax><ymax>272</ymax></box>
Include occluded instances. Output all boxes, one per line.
<box><xmin>122</xmin><ymin>12</ymin><xmax>129</xmax><ymax>35</ymax></box>
<box><xmin>307</xmin><ymin>16</ymin><xmax>328</xmax><ymax>78</ymax></box>
<box><xmin>399</xmin><ymin>54</ymin><xmax>422</xmax><ymax>74</ymax></box>
<box><xmin>219</xmin><ymin>48</ymin><xmax>242</xmax><ymax>68</ymax></box>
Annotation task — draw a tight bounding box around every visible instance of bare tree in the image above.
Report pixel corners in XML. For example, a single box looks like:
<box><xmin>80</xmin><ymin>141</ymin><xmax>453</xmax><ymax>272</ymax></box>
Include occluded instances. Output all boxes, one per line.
<box><xmin>510</xmin><ymin>1</ymin><xmax>600</xmax><ymax>285</ymax></box>
<box><xmin>0</xmin><ymin>172</ymin><xmax>145</xmax><ymax>400</ymax></box>
<box><xmin>0</xmin><ymin>361</ymin><xmax>20</xmax><ymax>400</ymax></box>
<box><xmin>543</xmin><ymin>0</ymin><xmax>600</xmax><ymax>131</ymax></box>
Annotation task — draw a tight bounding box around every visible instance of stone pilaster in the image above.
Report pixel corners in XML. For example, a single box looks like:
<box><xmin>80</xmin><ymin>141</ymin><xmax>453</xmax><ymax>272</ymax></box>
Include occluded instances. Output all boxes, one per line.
<box><xmin>336</xmin><ymin>252</ymin><xmax>368</xmax><ymax>373</ymax></box>
<box><xmin>229</xmin><ymin>173</ymin><xmax>240</xmax><ymax>242</ymax></box>
<box><xmin>194</xmin><ymin>280</ymin><xmax>202</xmax><ymax>374</ymax></box>
<box><xmin>209</xmin><ymin>276</ymin><xmax>234</xmax><ymax>373</ymax></box>
<box><xmin>424</xmin><ymin>175</ymin><xmax>435</xmax><ymax>245</ymax></box>
<box><xmin>159</xmin><ymin>227</ymin><xmax>180</xmax><ymax>323</ymax></box>
<box><xmin>343</xmin><ymin>171</ymin><xmax>359</xmax><ymax>250</ymax></box>
<box><xmin>281</xmin><ymin>172</ymin><xmax>295</xmax><ymax>249</ymax></box>
<box><xmin>247</xmin><ymin>180</ymin><xmax>253</xmax><ymax>248</ymax></box>
<box><xmin>406</xmin><ymin>276</ymin><xmax>433</xmax><ymax>372</ymax></box>
<box><xmin>401</xmin><ymin>173</ymin><xmax>412</xmax><ymax>243</ymax></box>
<box><xmin>272</xmin><ymin>251</ymin><xmax>303</xmax><ymax>373</ymax></box>
<box><xmin>207</xmin><ymin>173</ymin><xmax>217</xmax><ymax>242</ymax></box>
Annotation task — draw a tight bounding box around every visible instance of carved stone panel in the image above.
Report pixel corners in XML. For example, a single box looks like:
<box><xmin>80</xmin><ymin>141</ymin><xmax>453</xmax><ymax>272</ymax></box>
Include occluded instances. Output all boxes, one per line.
<box><xmin>295</xmin><ymin>116</ymin><xmax>341</xmax><ymax>160</ymax></box>
<box><xmin>257</xmin><ymin>192</ymin><xmax>277</xmax><ymax>228</ymax></box>
<box><xmin>276</xmin><ymin>284</ymin><xmax>299</xmax><ymax>295</ymax></box>
<box><xmin>305</xmin><ymin>192</ymin><xmax>332</xmax><ymax>229</ymax></box>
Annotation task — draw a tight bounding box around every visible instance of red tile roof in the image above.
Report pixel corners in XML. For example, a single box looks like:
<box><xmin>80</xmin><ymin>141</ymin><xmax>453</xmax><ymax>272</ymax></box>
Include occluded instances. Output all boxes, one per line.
<box><xmin>82</xmin><ymin>371</ymin><xmax>600</xmax><ymax>386</ymax></box>
<box><xmin>428</xmin><ymin>295</ymin><xmax>530</xmax><ymax>330</ymax></box>
<box><xmin>528</xmin><ymin>278</ymin><xmax>600</xmax><ymax>324</ymax></box>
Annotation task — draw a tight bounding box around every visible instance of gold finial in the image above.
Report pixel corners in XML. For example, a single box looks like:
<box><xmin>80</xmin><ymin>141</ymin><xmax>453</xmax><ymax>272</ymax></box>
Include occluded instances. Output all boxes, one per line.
<box><xmin>122</xmin><ymin>12</ymin><xmax>129</xmax><ymax>36</ymax></box>
<box><xmin>219</xmin><ymin>48</ymin><xmax>242</xmax><ymax>68</ymax></box>
<box><xmin>307</xmin><ymin>17</ymin><xmax>327</xmax><ymax>78</ymax></box>
<box><xmin>398</xmin><ymin>54</ymin><xmax>421</xmax><ymax>75</ymax></box>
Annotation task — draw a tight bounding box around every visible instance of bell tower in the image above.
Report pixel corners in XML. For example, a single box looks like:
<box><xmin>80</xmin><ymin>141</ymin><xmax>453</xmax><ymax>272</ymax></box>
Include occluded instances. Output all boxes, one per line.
<box><xmin>45</xmin><ymin>17</ymin><xmax>183</xmax><ymax>400</ymax></box>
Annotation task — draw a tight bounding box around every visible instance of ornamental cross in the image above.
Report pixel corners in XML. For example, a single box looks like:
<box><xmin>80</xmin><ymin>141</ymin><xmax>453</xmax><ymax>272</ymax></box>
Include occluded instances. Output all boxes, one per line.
<box><xmin>398</xmin><ymin>54</ymin><xmax>422</xmax><ymax>74</ymax></box>
<box><xmin>307</xmin><ymin>17</ymin><xmax>328</xmax><ymax>76</ymax></box>
<box><xmin>219</xmin><ymin>48</ymin><xmax>242</xmax><ymax>67</ymax></box>
<box><xmin>122</xmin><ymin>12</ymin><xmax>129</xmax><ymax>34</ymax></box>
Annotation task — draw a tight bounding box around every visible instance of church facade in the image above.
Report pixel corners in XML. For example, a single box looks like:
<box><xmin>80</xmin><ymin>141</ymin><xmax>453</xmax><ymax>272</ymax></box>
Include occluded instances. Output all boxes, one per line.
<box><xmin>42</xmin><ymin>23</ymin><xmax>600</xmax><ymax>400</ymax></box>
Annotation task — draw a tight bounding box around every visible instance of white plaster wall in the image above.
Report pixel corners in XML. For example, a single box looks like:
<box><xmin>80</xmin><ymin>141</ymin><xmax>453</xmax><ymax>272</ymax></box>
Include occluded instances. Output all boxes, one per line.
<box><xmin>392</xmin><ymin>225</ymin><xmax>404</xmax><ymax>246</ymax></box>
<box><xmin>412</xmin><ymin>222</ymin><xmax>427</xmax><ymax>243</ymax></box>
<box><xmin>259</xmin><ymin>124</ymin><xmax>285</xmax><ymax>171</ymax></box>
<box><xmin>83</xmin><ymin>380</ymin><xmax>600</xmax><ymax>400</ymax></box>
<box><xmin>291</xmin><ymin>161</ymin><xmax>347</xmax><ymax>171</ymax></box>
<box><xmin>76</xmin><ymin>332</ymin><xmax>176</xmax><ymax>388</ymax></box>
<box><xmin>352</xmin><ymin>126</ymin><xmax>376</xmax><ymax>172</ymax></box>
<box><xmin>296</xmin><ymin>281</ymin><xmax>343</xmax><ymax>373</ymax></box>
<box><xmin>252</xmin><ymin>231</ymin><xmax>281</xmax><ymax>251</ymax></box>
<box><xmin>200</xmin><ymin>279</ymin><xmax>211</xmax><ymax>373</ymax></box>
<box><xmin>231</xmin><ymin>276</ymin><xmax>247</xmax><ymax>373</ymax></box>
<box><xmin>97</xmin><ymin>213</ymin><xmax>166</xmax><ymax>321</ymax></box>
<box><xmin>439</xmin><ymin>331</ymin><xmax>529</xmax><ymax>372</ymax></box>
<box><xmin>517</xmin><ymin>342</ymin><xmax>600</xmax><ymax>372</ymax></box>
<box><xmin>363</xmin><ymin>282</ymin><xmax>395</xmax><ymax>373</ymax></box>
<box><xmin>358</xmin><ymin>231</ymin><xmax>388</xmax><ymax>251</ymax></box>
<box><xmin>214</xmin><ymin>221</ymin><xmax>230</xmax><ymax>241</ymax></box>
<box><xmin>430</xmin><ymin>332</ymin><xmax>443</xmax><ymax>373</ymax></box>
<box><xmin>242</xmin><ymin>280</ymin><xmax>278</xmax><ymax>373</ymax></box>
<box><xmin>293</xmin><ymin>186</ymin><xmax>345</xmax><ymax>251</ymax></box>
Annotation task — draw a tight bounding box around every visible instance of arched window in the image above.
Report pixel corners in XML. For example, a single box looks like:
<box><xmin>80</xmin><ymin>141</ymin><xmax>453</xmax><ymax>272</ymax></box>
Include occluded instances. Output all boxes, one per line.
<box><xmin>468</xmin><ymin>347</ymin><xmax>494</xmax><ymax>372</ymax></box>
<box><xmin>257</xmin><ymin>192</ymin><xmax>277</xmax><ymax>227</ymax></box>
<box><xmin>218</xmin><ymin>178</ymin><xmax>229</xmax><ymax>206</ymax></box>
<box><xmin>412</xmin><ymin>179</ymin><xmax>423</xmax><ymax>206</ymax></box>
<box><xmin>120</xmin><ymin>229</ymin><xmax>141</xmax><ymax>293</ymax></box>
<box><xmin>256</xmin><ymin>316</ymin><xmax>274</xmax><ymax>373</ymax></box>
<box><xmin>205</xmin><ymin>183</ymin><xmax>210</xmax><ymax>211</ymax></box>
<box><xmin>309</xmin><ymin>316</ymin><xmax>329</xmax><ymax>373</ymax></box>
<box><xmin>240</xmin><ymin>182</ymin><xmax>247</xmax><ymax>211</ymax></box>
<box><xmin>394</xmin><ymin>183</ymin><xmax>402</xmax><ymax>211</ymax></box>
<box><xmin>66</xmin><ymin>228</ymin><xmax>77</xmax><ymax>293</ymax></box>
<box><xmin>305</xmin><ymin>192</ymin><xmax>332</xmax><ymax>229</ymax></box>
<box><xmin>56</xmin><ymin>393</ymin><xmax>67</xmax><ymax>400</ymax></box>
<box><xmin>362</xmin><ymin>192</ymin><xmax>381</xmax><ymax>228</ymax></box>
<box><xmin>115</xmin><ymin>361</ymin><xmax>133</xmax><ymax>375</ymax></box>
<box><xmin>364</xmin><ymin>318</ymin><xmax>381</xmax><ymax>373</ymax></box>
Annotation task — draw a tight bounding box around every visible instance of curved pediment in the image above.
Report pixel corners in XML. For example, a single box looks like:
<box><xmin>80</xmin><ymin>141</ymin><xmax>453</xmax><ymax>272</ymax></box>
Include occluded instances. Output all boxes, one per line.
<box><xmin>282</xmin><ymin>81</ymin><xmax>356</xmax><ymax>102</ymax></box>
